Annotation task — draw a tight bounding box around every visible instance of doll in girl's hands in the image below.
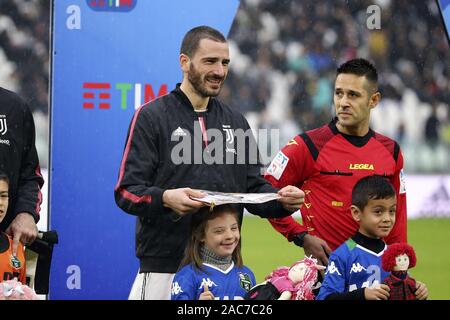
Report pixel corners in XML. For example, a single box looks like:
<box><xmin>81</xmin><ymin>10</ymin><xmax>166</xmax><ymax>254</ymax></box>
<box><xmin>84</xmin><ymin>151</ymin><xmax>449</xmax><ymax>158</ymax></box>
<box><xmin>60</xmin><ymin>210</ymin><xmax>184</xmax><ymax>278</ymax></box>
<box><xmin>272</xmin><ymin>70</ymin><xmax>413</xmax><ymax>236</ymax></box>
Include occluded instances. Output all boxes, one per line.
<box><xmin>246</xmin><ymin>256</ymin><xmax>325</xmax><ymax>300</ymax></box>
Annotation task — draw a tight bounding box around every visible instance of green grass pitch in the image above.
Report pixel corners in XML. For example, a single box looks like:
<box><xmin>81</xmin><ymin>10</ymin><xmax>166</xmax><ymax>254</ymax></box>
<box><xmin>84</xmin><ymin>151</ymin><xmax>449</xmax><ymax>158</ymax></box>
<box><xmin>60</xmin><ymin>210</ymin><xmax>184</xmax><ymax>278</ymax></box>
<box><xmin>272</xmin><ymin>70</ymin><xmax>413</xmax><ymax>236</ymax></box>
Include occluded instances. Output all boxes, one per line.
<box><xmin>241</xmin><ymin>217</ymin><xmax>450</xmax><ymax>300</ymax></box>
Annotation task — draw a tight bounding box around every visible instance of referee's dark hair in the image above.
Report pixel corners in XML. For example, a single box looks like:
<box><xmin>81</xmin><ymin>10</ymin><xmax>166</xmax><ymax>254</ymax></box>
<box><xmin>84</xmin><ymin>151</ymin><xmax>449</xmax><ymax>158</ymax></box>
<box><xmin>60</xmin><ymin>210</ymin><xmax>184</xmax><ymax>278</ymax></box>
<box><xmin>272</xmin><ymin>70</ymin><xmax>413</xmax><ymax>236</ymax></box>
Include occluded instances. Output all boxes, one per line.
<box><xmin>352</xmin><ymin>175</ymin><xmax>396</xmax><ymax>210</ymax></box>
<box><xmin>337</xmin><ymin>58</ymin><xmax>378</xmax><ymax>92</ymax></box>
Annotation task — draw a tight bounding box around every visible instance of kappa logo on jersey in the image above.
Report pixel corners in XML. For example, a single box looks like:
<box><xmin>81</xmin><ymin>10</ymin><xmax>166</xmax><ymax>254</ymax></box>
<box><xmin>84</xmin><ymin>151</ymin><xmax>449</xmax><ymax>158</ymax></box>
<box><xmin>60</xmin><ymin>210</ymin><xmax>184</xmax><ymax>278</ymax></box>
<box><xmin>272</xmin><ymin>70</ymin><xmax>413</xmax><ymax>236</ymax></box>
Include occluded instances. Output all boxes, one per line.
<box><xmin>10</xmin><ymin>255</ymin><xmax>21</xmax><ymax>270</ymax></box>
<box><xmin>350</xmin><ymin>263</ymin><xmax>367</xmax><ymax>273</ymax></box>
<box><xmin>238</xmin><ymin>273</ymin><xmax>252</xmax><ymax>292</ymax></box>
<box><xmin>399</xmin><ymin>169</ymin><xmax>406</xmax><ymax>194</ymax></box>
<box><xmin>0</xmin><ymin>115</ymin><xmax>7</xmax><ymax>135</ymax></box>
<box><xmin>199</xmin><ymin>278</ymin><xmax>217</xmax><ymax>290</ymax></box>
<box><xmin>325</xmin><ymin>261</ymin><xmax>342</xmax><ymax>276</ymax></box>
<box><xmin>173</xmin><ymin>127</ymin><xmax>187</xmax><ymax>137</ymax></box>
<box><xmin>171</xmin><ymin>281</ymin><xmax>183</xmax><ymax>295</ymax></box>
<box><xmin>266</xmin><ymin>151</ymin><xmax>289</xmax><ymax>180</ymax></box>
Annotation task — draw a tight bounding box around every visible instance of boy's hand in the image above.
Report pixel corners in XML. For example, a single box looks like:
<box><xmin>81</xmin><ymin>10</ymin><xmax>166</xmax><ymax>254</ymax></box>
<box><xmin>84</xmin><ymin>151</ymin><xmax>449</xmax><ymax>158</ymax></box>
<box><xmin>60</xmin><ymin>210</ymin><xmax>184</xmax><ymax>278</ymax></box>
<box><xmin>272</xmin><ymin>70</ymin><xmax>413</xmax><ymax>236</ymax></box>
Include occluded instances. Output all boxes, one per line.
<box><xmin>199</xmin><ymin>285</ymin><xmax>215</xmax><ymax>300</ymax></box>
<box><xmin>364</xmin><ymin>284</ymin><xmax>390</xmax><ymax>300</ymax></box>
<box><xmin>415</xmin><ymin>281</ymin><xmax>428</xmax><ymax>300</ymax></box>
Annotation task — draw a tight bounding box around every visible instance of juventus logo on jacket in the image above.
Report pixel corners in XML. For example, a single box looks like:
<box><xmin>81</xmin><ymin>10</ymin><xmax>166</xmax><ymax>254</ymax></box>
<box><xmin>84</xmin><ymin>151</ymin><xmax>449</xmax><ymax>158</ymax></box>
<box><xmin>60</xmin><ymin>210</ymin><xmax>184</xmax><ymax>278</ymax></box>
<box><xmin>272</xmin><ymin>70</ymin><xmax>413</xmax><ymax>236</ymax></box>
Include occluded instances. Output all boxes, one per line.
<box><xmin>0</xmin><ymin>115</ymin><xmax>7</xmax><ymax>135</ymax></box>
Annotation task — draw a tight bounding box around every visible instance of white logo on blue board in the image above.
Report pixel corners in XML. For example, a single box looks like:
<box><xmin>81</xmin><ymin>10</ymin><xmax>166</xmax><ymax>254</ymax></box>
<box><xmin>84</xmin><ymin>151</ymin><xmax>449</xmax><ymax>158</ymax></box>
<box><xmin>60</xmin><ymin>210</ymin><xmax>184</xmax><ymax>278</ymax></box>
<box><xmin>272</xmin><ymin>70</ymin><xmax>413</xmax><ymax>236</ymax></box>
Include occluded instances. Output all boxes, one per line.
<box><xmin>66</xmin><ymin>5</ymin><xmax>81</xmax><ymax>30</ymax></box>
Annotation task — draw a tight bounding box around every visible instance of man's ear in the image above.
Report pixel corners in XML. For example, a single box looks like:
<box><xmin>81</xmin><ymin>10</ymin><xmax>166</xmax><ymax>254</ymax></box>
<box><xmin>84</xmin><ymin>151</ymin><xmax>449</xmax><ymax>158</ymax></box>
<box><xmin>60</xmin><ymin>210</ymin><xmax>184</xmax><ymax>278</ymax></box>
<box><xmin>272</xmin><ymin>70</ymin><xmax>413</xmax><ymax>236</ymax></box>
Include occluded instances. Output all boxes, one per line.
<box><xmin>180</xmin><ymin>53</ymin><xmax>190</xmax><ymax>73</ymax></box>
<box><xmin>351</xmin><ymin>205</ymin><xmax>362</xmax><ymax>222</ymax></box>
<box><xmin>369</xmin><ymin>91</ymin><xmax>381</xmax><ymax>110</ymax></box>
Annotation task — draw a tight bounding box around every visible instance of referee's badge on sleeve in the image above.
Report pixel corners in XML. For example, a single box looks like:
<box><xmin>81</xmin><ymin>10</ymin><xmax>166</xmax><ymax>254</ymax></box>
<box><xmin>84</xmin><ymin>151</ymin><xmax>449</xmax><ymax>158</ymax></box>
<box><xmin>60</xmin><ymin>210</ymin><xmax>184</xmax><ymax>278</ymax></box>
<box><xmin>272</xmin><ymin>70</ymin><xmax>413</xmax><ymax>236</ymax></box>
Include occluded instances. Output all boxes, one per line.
<box><xmin>399</xmin><ymin>169</ymin><xmax>406</xmax><ymax>194</ymax></box>
<box><xmin>266</xmin><ymin>151</ymin><xmax>289</xmax><ymax>180</ymax></box>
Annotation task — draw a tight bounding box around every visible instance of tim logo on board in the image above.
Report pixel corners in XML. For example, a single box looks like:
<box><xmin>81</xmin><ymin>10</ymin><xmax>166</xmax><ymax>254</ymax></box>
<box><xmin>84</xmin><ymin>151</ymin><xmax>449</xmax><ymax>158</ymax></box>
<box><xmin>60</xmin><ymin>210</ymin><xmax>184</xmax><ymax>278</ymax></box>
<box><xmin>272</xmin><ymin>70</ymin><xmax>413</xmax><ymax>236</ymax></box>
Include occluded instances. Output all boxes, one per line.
<box><xmin>87</xmin><ymin>0</ymin><xmax>137</xmax><ymax>12</ymax></box>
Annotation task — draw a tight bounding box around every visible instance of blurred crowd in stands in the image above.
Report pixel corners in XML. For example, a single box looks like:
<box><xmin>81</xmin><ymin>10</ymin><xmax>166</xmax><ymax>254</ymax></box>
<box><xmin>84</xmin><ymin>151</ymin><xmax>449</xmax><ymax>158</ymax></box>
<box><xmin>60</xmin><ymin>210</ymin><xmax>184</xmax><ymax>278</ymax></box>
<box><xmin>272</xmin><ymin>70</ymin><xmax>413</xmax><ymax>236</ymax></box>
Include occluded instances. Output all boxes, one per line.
<box><xmin>0</xmin><ymin>0</ymin><xmax>449</xmax><ymax>172</ymax></box>
<box><xmin>0</xmin><ymin>0</ymin><xmax>49</xmax><ymax>167</ymax></box>
<box><xmin>220</xmin><ymin>0</ymin><xmax>450</xmax><ymax>172</ymax></box>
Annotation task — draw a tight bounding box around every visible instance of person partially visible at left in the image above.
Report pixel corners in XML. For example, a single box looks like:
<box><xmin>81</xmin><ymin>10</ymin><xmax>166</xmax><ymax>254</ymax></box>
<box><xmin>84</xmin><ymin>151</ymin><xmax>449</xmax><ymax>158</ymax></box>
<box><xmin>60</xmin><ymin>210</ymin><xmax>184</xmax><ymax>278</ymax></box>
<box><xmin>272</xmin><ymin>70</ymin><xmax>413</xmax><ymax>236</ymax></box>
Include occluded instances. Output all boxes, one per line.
<box><xmin>0</xmin><ymin>87</ymin><xmax>43</xmax><ymax>257</ymax></box>
<box><xmin>0</xmin><ymin>171</ymin><xmax>27</xmax><ymax>284</ymax></box>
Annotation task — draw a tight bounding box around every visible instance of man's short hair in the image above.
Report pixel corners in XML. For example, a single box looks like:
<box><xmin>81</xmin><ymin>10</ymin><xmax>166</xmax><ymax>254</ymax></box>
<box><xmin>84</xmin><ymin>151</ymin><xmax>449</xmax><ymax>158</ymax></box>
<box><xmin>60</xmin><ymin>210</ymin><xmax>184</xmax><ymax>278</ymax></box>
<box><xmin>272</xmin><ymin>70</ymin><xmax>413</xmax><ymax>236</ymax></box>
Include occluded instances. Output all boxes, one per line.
<box><xmin>352</xmin><ymin>175</ymin><xmax>396</xmax><ymax>210</ymax></box>
<box><xmin>180</xmin><ymin>25</ymin><xmax>226</xmax><ymax>57</ymax></box>
<box><xmin>337</xmin><ymin>58</ymin><xmax>378</xmax><ymax>90</ymax></box>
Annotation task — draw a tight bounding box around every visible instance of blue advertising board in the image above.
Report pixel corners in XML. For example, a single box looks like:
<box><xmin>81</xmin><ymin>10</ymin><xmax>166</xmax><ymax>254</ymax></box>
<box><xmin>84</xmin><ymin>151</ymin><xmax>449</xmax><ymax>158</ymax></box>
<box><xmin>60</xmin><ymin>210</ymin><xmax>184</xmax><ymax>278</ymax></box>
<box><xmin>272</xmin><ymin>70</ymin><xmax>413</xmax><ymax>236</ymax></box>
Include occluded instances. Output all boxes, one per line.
<box><xmin>438</xmin><ymin>0</ymin><xmax>450</xmax><ymax>42</ymax></box>
<box><xmin>50</xmin><ymin>0</ymin><xmax>239</xmax><ymax>299</ymax></box>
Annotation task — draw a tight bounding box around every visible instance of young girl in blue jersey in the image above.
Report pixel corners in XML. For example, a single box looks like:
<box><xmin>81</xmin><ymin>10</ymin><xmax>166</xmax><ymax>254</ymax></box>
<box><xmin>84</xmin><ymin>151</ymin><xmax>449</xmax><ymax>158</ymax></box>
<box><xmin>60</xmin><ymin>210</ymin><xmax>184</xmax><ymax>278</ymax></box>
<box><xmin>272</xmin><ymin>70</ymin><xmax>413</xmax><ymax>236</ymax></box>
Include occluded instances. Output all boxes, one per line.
<box><xmin>171</xmin><ymin>205</ymin><xmax>256</xmax><ymax>300</ymax></box>
<box><xmin>317</xmin><ymin>175</ymin><xmax>428</xmax><ymax>300</ymax></box>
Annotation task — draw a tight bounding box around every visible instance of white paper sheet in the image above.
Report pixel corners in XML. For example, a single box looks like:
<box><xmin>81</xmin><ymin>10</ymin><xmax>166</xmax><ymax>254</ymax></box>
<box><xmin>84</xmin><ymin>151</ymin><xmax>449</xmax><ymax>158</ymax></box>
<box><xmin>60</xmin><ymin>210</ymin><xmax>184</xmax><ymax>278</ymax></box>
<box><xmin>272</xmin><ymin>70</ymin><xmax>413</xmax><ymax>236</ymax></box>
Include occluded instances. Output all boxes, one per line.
<box><xmin>191</xmin><ymin>190</ymin><xmax>280</xmax><ymax>205</ymax></box>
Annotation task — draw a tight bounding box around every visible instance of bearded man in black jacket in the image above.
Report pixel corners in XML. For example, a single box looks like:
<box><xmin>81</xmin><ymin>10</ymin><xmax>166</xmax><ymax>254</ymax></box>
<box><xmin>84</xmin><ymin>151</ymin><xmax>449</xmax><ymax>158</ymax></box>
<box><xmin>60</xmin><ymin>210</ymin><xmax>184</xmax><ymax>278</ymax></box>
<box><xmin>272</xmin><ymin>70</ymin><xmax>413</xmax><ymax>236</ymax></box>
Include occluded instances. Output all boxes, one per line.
<box><xmin>115</xmin><ymin>26</ymin><xmax>305</xmax><ymax>300</ymax></box>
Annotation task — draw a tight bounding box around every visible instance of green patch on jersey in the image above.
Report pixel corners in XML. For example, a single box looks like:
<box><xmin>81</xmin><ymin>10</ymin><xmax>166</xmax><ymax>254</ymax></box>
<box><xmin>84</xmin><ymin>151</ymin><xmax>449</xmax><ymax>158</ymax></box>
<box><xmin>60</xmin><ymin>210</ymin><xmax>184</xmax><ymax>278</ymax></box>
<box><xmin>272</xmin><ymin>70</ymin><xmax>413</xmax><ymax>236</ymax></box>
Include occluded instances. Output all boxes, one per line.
<box><xmin>238</xmin><ymin>272</ymin><xmax>252</xmax><ymax>291</ymax></box>
<box><xmin>10</xmin><ymin>255</ymin><xmax>21</xmax><ymax>269</ymax></box>
<box><xmin>345</xmin><ymin>238</ymin><xmax>357</xmax><ymax>251</ymax></box>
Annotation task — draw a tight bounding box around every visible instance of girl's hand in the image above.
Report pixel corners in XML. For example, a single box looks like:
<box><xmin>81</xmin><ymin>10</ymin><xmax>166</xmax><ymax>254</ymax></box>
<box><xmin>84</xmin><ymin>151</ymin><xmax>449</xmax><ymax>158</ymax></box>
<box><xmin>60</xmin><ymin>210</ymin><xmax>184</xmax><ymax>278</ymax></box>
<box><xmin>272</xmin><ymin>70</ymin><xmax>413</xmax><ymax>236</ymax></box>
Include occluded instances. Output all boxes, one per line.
<box><xmin>199</xmin><ymin>285</ymin><xmax>215</xmax><ymax>300</ymax></box>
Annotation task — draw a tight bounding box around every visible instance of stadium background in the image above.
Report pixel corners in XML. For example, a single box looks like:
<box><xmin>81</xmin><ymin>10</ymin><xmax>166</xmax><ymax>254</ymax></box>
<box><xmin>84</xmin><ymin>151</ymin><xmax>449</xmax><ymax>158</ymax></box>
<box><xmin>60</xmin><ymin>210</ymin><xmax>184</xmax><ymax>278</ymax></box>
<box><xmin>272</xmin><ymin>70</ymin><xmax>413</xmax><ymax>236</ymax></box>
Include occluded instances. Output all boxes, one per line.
<box><xmin>0</xmin><ymin>0</ymin><xmax>449</xmax><ymax>299</ymax></box>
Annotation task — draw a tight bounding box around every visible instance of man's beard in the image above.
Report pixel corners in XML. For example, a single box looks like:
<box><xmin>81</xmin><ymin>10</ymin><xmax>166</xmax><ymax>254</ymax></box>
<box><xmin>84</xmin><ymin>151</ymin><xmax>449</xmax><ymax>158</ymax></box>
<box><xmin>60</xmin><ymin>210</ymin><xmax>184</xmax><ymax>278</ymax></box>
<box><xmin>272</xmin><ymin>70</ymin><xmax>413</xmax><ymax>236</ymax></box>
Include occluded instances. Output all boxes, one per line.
<box><xmin>188</xmin><ymin>63</ymin><xmax>224</xmax><ymax>97</ymax></box>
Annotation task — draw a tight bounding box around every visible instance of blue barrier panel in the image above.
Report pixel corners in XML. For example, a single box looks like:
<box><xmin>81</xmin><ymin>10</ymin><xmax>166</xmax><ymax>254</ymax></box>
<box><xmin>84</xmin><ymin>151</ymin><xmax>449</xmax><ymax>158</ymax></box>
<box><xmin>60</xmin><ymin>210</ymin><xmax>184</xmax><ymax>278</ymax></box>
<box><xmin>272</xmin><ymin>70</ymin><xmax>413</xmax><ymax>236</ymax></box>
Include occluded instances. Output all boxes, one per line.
<box><xmin>50</xmin><ymin>0</ymin><xmax>239</xmax><ymax>299</ymax></box>
<box><xmin>438</xmin><ymin>0</ymin><xmax>450</xmax><ymax>42</ymax></box>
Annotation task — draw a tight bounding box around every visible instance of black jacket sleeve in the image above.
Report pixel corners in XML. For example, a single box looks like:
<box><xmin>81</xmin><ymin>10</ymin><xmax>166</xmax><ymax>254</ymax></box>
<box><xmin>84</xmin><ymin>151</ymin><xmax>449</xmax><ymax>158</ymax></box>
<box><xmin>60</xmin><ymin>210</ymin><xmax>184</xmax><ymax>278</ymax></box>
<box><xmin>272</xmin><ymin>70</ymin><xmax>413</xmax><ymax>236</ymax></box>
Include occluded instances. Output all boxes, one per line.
<box><xmin>14</xmin><ymin>101</ymin><xmax>44</xmax><ymax>223</ymax></box>
<box><xmin>240</xmin><ymin>116</ymin><xmax>291</xmax><ymax>218</ymax></box>
<box><xmin>114</xmin><ymin>107</ymin><xmax>167</xmax><ymax>217</ymax></box>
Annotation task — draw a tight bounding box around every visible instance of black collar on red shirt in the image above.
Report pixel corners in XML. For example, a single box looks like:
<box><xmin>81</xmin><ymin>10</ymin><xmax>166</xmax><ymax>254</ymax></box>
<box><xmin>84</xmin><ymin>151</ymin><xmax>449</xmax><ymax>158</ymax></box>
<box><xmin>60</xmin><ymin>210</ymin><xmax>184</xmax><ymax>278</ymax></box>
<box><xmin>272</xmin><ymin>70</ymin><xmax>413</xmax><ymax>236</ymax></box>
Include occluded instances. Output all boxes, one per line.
<box><xmin>329</xmin><ymin>118</ymin><xmax>375</xmax><ymax>147</ymax></box>
<box><xmin>0</xmin><ymin>232</ymin><xmax>10</xmax><ymax>253</ymax></box>
<box><xmin>351</xmin><ymin>231</ymin><xmax>385</xmax><ymax>254</ymax></box>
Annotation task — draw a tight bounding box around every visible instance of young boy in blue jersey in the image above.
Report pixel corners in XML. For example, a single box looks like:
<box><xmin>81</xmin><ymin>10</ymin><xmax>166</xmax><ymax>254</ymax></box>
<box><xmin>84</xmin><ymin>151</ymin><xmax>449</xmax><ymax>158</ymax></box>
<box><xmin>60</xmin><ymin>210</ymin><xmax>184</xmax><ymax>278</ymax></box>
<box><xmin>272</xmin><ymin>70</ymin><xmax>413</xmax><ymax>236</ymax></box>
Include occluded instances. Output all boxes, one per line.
<box><xmin>317</xmin><ymin>175</ymin><xmax>428</xmax><ymax>300</ymax></box>
<box><xmin>171</xmin><ymin>205</ymin><xmax>256</xmax><ymax>300</ymax></box>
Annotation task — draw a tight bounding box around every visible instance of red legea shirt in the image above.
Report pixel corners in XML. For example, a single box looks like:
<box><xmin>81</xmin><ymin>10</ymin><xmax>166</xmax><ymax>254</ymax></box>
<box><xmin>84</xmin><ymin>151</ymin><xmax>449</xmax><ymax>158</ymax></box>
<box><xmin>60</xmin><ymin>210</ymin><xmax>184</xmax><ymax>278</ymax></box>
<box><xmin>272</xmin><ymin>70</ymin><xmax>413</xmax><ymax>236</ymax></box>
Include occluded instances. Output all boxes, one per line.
<box><xmin>265</xmin><ymin>119</ymin><xmax>407</xmax><ymax>250</ymax></box>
